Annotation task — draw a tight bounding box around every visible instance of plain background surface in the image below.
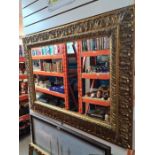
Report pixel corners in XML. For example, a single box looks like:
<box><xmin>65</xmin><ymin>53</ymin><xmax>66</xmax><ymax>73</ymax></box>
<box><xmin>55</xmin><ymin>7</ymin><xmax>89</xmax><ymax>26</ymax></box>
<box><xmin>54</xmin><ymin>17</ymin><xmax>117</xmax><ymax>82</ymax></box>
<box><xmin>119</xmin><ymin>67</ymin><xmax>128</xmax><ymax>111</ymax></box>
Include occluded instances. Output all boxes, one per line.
<box><xmin>22</xmin><ymin>0</ymin><xmax>134</xmax><ymax>35</ymax></box>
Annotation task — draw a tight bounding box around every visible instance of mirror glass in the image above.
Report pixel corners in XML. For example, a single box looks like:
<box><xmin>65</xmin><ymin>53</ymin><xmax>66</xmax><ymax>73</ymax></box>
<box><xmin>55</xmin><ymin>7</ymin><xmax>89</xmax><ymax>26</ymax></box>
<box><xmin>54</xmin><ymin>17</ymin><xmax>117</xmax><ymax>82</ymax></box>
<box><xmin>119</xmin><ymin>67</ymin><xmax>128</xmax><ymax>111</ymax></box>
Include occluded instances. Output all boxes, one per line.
<box><xmin>31</xmin><ymin>36</ymin><xmax>111</xmax><ymax>123</ymax></box>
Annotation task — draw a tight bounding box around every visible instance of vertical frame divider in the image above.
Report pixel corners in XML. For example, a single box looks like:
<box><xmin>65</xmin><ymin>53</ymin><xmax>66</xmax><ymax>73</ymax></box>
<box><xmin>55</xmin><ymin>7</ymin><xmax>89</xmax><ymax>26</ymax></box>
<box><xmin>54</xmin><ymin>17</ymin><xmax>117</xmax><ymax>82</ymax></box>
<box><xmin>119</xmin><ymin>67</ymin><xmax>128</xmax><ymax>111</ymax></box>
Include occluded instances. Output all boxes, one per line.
<box><xmin>77</xmin><ymin>41</ymin><xmax>83</xmax><ymax>113</ymax></box>
<box><xmin>63</xmin><ymin>44</ymin><xmax>69</xmax><ymax>110</ymax></box>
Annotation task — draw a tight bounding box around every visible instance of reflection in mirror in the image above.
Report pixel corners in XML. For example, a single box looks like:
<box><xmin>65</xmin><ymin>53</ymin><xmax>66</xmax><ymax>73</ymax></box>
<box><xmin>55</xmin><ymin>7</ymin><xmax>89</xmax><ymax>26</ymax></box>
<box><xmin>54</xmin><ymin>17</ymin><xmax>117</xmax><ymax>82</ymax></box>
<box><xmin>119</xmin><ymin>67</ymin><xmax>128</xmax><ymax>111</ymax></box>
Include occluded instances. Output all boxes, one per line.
<box><xmin>31</xmin><ymin>36</ymin><xmax>111</xmax><ymax>123</ymax></box>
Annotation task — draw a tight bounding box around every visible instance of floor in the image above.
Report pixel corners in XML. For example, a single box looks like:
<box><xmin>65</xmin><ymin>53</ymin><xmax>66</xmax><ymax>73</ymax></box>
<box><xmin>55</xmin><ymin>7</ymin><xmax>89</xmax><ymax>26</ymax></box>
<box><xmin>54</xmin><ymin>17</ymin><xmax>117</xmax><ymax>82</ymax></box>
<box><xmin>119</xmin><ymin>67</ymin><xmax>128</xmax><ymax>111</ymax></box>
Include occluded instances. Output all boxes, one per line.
<box><xmin>19</xmin><ymin>134</ymin><xmax>31</xmax><ymax>155</ymax></box>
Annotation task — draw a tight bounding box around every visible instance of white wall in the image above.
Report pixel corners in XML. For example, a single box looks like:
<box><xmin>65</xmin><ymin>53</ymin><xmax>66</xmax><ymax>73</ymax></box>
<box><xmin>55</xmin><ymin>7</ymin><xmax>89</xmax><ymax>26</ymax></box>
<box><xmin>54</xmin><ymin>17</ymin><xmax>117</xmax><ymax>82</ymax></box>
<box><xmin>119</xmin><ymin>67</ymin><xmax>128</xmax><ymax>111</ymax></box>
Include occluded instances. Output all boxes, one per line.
<box><xmin>19</xmin><ymin>0</ymin><xmax>24</xmax><ymax>36</ymax></box>
<box><xmin>22</xmin><ymin>0</ymin><xmax>134</xmax><ymax>35</ymax></box>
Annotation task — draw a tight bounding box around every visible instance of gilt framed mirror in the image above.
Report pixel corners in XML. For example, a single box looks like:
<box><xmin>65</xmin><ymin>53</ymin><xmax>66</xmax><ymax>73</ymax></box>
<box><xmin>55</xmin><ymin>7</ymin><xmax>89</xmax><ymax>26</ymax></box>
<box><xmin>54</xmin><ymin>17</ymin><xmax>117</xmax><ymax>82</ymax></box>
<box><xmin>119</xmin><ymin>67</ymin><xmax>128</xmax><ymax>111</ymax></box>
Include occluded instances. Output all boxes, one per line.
<box><xmin>23</xmin><ymin>5</ymin><xmax>134</xmax><ymax>149</ymax></box>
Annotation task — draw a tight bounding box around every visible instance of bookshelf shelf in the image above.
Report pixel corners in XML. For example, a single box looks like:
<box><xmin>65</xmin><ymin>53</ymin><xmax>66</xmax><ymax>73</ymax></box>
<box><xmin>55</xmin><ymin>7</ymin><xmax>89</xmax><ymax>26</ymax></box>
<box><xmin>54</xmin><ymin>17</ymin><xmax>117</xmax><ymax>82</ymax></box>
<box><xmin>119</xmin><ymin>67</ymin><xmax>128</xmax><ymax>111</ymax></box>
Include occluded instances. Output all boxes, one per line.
<box><xmin>19</xmin><ymin>74</ymin><xmax>27</xmax><ymax>79</ymax></box>
<box><xmin>81</xmin><ymin>50</ymin><xmax>110</xmax><ymax>57</ymax></box>
<box><xmin>82</xmin><ymin>97</ymin><xmax>110</xmax><ymax>107</ymax></box>
<box><xmin>33</xmin><ymin>71</ymin><xmax>64</xmax><ymax>77</ymax></box>
<box><xmin>19</xmin><ymin>94</ymin><xmax>28</xmax><ymax>101</ymax></box>
<box><xmin>35</xmin><ymin>86</ymin><xmax>65</xmax><ymax>99</ymax></box>
<box><xmin>19</xmin><ymin>57</ymin><xmax>25</xmax><ymax>62</ymax></box>
<box><xmin>82</xmin><ymin>73</ymin><xmax>110</xmax><ymax>80</ymax></box>
<box><xmin>32</xmin><ymin>55</ymin><xmax>63</xmax><ymax>60</ymax></box>
<box><xmin>31</xmin><ymin>43</ymin><xmax>78</xmax><ymax>110</ymax></box>
<box><xmin>77</xmin><ymin>41</ymin><xmax>111</xmax><ymax>113</ymax></box>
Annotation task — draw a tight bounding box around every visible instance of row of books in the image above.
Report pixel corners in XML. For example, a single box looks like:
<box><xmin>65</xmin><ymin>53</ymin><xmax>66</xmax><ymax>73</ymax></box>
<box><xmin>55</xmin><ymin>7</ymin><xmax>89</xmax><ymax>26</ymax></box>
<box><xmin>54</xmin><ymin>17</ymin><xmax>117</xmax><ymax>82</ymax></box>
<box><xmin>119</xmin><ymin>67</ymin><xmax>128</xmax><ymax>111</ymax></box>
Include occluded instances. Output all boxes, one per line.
<box><xmin>31</xmin><ymin>37</ymin><xmax>110</xmax><ymax>56</ymax></box>
<box><xmin>82</xmin><ymin>37</ymin><xmax>110</xmax><ymax>51</ymax></box>
<box><xmin>44</xmin><ymin>61</ymin><xmax>63</xmax><ymax>72</ymax></box>
<box><xmin>33</xmin><ymin>60</ymin><xmax>63</xmax><ymax>72</ymax></box>
<box><xmin>31</xmin><ymin>44</ymin><xmax>64</xmax><ymax>56</ymax></box>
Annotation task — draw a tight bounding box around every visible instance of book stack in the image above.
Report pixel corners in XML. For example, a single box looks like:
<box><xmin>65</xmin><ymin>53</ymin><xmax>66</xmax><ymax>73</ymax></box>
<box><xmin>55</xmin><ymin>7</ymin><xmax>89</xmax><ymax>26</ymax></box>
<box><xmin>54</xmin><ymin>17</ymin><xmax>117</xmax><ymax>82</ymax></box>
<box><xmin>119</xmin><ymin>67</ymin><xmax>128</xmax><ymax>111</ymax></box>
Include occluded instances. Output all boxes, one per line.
<box><xmin>56</xmin><ymin>61</ymin><xmax>63</xmax><ymax>72</ymax></box>
<box><xmin>31</xmin><ymin>44</ymin><xmax>64</xmax><ymax>56</ymax></box>
<box><xmin>33</xmin><ymin>60</ymin><xmax>41</xmax><ymax>71</ymax></box>
<box><xmin>43</xmin><ymin>62</ymin><xmax>51</xmax><ymax>72</ymax></box>
<box><xmin>82</xmin><ymin>36</ymin><xmax>110</xmax><ymax>51</ymax></box>
<box><xmin>33</xmin><ymin>60</ymin><xmax>63</xmax><ymax>73</ymax></box>
<box><xmin>51</xmin><ymin>61</ymin><xmax>63</xmax><ymax>72</ymax></box>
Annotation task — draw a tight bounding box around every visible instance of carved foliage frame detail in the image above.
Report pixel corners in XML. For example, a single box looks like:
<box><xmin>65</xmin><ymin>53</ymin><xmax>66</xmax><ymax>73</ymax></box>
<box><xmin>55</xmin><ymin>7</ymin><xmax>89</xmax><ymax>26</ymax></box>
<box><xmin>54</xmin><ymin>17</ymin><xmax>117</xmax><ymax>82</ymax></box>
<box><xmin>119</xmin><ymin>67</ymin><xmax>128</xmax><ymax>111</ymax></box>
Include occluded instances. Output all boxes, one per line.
<box><xmin>29</xmin><ymin>143</ymin><xmax>49</xmax><ymax>155</ymax></box>
<box><xmin>23</xmin><ymin>5</ymin><xmax>134</xmax><ymax>149</ymax></box>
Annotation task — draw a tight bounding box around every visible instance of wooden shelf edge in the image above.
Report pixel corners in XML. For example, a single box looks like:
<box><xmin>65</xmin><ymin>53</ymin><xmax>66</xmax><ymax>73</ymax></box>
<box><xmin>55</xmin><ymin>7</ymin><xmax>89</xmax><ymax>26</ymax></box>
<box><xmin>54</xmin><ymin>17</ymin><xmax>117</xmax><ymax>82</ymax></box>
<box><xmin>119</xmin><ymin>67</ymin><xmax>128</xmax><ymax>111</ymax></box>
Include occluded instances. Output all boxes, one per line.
<box><xmin>19</xmin><ymin>94</ymin><xmax>28</xmax><ymax>101</ymax></box>
<box><xmin>82</xmin><ymin>73</ymin><xmax>110</xmax><ymax>79</ymax></box>
<box><xmin>82</xmin><ymin>96</ymin><xmax>110</xmax><ymax>107</ymax></box>
<box><xmin>19</xmin><ymin>114</ymin><xmax>30</xmax><ymax>122</ymax></box>
<box><xmin>35</xmin><ymin>86</ymin><xmax>65</xmax><ymax>98</ymax></box>
<box><xmin>81</xmin><ymin>50</ymin><xmax>110</xmax><ymax>57</ymax></box>
<box><xmin>33</xmin><ymin>71</ymin><xmax>64</xmax><ymax>77</ymax></box>
<box><xmin>19</xmin><ymin>74</ymin><xmax>27</xmax><ymax>79</ymax></box>
<box><xmin>32</xmin><ymin>54</ymin><xmax>63</xmax><ymax>60</ymax></box>
<box><xmin>19</xmin><ymin>57</ymin><xmax>25</xmax><ymax>62</ymax></box>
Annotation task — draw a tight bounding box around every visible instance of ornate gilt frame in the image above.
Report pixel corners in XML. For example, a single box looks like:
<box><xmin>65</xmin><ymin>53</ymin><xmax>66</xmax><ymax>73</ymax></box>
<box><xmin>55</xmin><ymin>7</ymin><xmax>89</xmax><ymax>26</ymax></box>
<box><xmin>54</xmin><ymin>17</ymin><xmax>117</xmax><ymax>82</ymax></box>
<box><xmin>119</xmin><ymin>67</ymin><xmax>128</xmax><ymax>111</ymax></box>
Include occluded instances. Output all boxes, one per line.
<box><xmin>29</xmin><ymin>143</ymin><xmax>49</xmax><ymax>155</ymax></box>
<box><xmin>23</xmin><ymin>5</ymin><xmax>134</xmax><ymax>149</ymax></box>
